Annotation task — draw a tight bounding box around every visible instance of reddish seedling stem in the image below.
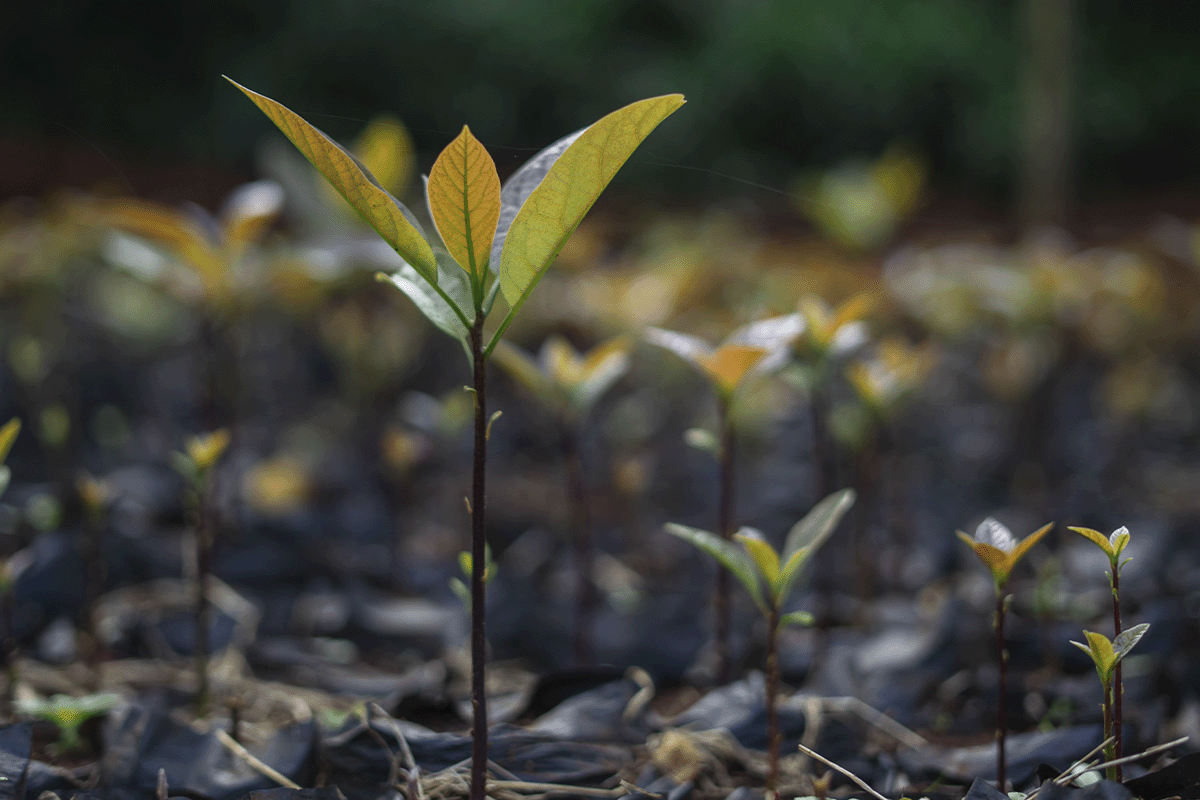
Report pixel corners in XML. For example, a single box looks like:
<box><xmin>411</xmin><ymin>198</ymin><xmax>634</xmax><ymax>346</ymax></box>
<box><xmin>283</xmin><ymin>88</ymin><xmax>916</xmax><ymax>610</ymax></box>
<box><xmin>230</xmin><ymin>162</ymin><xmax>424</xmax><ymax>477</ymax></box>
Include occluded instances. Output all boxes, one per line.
<box><xmin>1112</xmin><ymin>568</ymin><xmax>1123</xmax><ymax>782</ymax></box>
<box><xmin>995</xmin><ymin>591</ymin><xmax>1007</xmax><ymax>792</ymax></box>
<box><xmin>765</xmin><ymin>606</ymin><xmax>781</xmax><ymax>799</ymax></box>
<box><xmin>469</xmin><ymin>317</ymin><xmax>490</xmax><ymax>800</ymax></box>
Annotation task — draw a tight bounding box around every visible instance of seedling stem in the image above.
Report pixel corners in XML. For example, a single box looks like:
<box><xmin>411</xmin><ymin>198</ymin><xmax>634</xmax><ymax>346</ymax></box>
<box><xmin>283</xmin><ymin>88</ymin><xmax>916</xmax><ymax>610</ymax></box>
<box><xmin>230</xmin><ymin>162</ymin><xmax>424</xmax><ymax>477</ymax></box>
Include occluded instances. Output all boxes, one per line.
<box><xmin>716</xmin><ymin>398</ymin><xmax>736</xmax><ymax>684</ymax></box>
<box><xmin>469</xmin><ymin>316</ymin><xmax>489</xmax><ymax>800</ymax></box>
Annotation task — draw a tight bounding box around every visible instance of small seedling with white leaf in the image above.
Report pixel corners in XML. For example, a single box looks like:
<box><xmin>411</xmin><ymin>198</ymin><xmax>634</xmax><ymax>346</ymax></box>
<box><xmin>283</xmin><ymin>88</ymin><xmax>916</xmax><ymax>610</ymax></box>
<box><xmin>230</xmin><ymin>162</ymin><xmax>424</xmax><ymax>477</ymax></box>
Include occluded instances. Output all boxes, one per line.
<box><xmin>1071</xmin><ymin>622</ymin><xmax>1149</xmax><ymax>781</ymax></box>
<box><xmin>666</xmin><ymin>487</ymin><xmax>854</xmax><ymax>795</ymax></box>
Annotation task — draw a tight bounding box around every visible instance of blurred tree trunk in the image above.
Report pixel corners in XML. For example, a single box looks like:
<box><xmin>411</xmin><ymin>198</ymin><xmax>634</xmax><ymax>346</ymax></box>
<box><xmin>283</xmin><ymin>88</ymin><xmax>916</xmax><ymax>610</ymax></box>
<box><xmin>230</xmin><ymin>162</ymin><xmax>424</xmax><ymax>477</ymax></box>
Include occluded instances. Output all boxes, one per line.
<box><xmin>1020</xmin><ymin>0</ymin><xmax>1075</xmax><ymax>226</ymax></box>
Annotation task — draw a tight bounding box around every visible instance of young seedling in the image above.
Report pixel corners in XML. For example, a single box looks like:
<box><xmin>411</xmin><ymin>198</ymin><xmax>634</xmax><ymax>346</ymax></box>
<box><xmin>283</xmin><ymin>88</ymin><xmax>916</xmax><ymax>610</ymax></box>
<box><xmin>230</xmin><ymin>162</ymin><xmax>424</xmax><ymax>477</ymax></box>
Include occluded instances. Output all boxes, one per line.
<box><xmin>76</xmin><ymin>472</ymin><xmax>112</xmax><ymax>668</ymax></box>
<box><xmin>172</xmin><ymin>429</ymin><xmax>230</xmax><ymax>715</ymax></box>
<box><xmin>230</xmin><ymin>77</ymin><xmax>683</xmax><ymax>800</ymax></box>
<box><xmin>957</xmin><ymin>517</ymin><xmax>1053</xmax><ymax>792</ymax></box>
<box><xmin>15</xmin><ymin>692</ymin><xmax>121</xmax><ymax>755</ymax></box>
<box><xmin>666</xmin><ymin>487</ymin><xmax>855</xmax><ymax>797</ymax></box>
<box><xmin>1069</xmin><ymin>525</ymin><xmax>1132</xmax><ymax>779</ymax></box>
<box><xmin>646</xmin><ymin>315</ymin><xmax>803</xmax><ymax>683</ymax></box>
<box><xmin>492</xmin><ymin>335</ymin><xmax>630</xmax><ymax>664</ymax></box>
<box><xmin>0</xmin><ymin>419</ymin><xmax>19</xmax><ymax>704</ymax></box>
<box><xmin>1070</xmin><ymin>622</ymin><xmax>1149</xmax><ymax>781</ymax></box>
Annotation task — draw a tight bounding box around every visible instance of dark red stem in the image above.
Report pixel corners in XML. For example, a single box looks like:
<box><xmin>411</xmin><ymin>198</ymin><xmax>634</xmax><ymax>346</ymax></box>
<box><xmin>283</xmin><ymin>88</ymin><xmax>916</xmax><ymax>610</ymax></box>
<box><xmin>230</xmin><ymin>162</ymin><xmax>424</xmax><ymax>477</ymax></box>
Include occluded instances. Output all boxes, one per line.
<box><xmin>766</xmin><ymin>606</ymin><xmax>781</xmax><ymax>799</ymax></box>
<box><xmin>996</xmin><ymin>591</ymin><xmax>1007</xmax><ymax>792</ymax></box>
<box><xmin>1112</xmin><ymin>566</ymin><xmax>1123</xmax><ymax>781</ymax></box>
<box><xmin>469</xmin><ymin>318</ymin><xmax>489</xmax><ymax>800</ymax></box>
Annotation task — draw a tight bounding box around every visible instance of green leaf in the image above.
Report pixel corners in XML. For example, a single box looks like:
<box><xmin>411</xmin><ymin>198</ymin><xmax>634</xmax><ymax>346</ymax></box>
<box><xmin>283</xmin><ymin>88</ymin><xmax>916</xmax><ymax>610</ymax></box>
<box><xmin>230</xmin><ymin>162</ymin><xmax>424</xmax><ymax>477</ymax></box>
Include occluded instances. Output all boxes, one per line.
<box><xmin>227</xmin><ymin>77</ymin><xmax>438</xmax><ymax>282</ymax></box>
<box><xmin>381</xmin><ymin>263</ymin><xmax>472</xmax><ymax>343</ymax></box>
<box><xmin>488</xmin><ymin>127</ymin><xmax>585</xmax><ymax>276</ymax></box>
<box><xmin>498</xmin><ymin>94</ymin><xmax>685</xmax><ymax>311</ymax></box>
<box><xmin>779</xmin><ymin>488</ymin><xmax>855</xmax><ymax>600</ymax></box>
<box><xmin>427</xmin><ymin>126</ymin><xmax>501</xmax><ymax>279</ymax></box>
<box><xmin>735</xmin><ymin>527</ymin><xmax>781</xmax><ymax>597</ymax></box>
<box><xmin>1083</xmin><ymin>630</ymin><xmax>1117</xmax><ymax>674</ymax></box>
<box><xmin>780</xmin><ymin>610</ymin><xmax>815</xmax><ymax>628</ymax></box>
<box><xmin>1113</xmin><ymin>622</ymin><xmax>1149</xmax><ymax>662</ymax></box>
<box><xmin>0</xmin><ymin>419</ymin><xmax>20</xmax><ymax>465</ymax></box>
<box><xmin>491</xmin><ymin>341</ymin><xmax>555</xmax><ymax>403</ymax></box>
<box><xmin>665</xmin><ymin>522</ymin><xmax>766</xmax><ymax>614</ymax></box>
<box><xmin>1069</xmin><ymin>526</ymin><xmax>1114</xmax><ymax>558</ymax></box>
<box><xmin>0</xmin><ymin>465</ymin><xmax>9</xmax><ymax>498</ymax></box>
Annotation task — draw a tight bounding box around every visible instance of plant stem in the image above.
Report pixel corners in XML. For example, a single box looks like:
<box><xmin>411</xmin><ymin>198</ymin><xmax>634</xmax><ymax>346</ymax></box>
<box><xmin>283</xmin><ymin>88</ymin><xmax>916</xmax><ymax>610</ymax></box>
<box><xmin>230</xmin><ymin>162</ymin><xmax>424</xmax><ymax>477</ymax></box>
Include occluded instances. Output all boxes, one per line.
<box><xmin>469</xmin><ymin>317</ymin><xmax>489</xmax><ymax>800</ymax></box>
<box><xmin>715</xmin><ymin>399</ymin><xmax>736</xmax><ymax>685</ymax></box>
<box><xmin>1112</xmin><ymin>567</ymin><xmax>1123</xmax><ymax>781</ymax></box>
<box><xmin>765</xmin><ymin>606</ymin><xmax>781</xmax><ymax>799</ymax></box>
<box><xmin>194</xmin><ymin>476</ymin><xmax>213</xmax><ymax>716</ymax></box>
<box><xmin>995</xmin><ymin>591</ymin><xmax>1007</xmax><ymax>792</ymax></box>
<box><xmin>1102</xmin><ymin>678</ymin><xmax>1115</xmax><ymax>782</ymax></box>
<box><xmin>563</xmin><ymin>425</ymin><xmax>594</xmax><ymax>666</ymax></box>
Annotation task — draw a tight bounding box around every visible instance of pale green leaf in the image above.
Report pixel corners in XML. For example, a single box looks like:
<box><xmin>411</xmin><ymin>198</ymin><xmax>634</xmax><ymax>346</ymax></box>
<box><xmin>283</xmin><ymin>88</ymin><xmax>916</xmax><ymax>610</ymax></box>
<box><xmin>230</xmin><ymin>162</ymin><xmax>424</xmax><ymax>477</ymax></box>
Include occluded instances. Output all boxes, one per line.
<box><xmin>1069</xmin><ymin>526</ymin><xmax>1114</xmax><ymax>558</ymax></box>
<box><xmin>381</xmin><ymin>263</ymin><xmax>471</xmax><ymax>343</ymax></box>
<box><xmin>1113</xmin><ymin>622</ymin><xmax>1149</xmax><ymax>662</ymax></box>
<box><xmin>780</xmin><ymin>610</ymin><xmax>815</xmax><ymax>628</ymax></box>
<box><xmin>488</xmin><ymin>127</ymin><xmax>586</xmax><ymax>275</ymax></box>
<box><xmin>491</xmin><ymin>341</ymin><xmax>555</xmax><ymax>403</ymax></box>
<box><xmin>665</xmin><ymin>522</ymin><xmax>766</xmax><ymax>613</ymax></box>
<box><xmin>427</xmin><ymin>126</ymin><xmax>501</xmax><ymax>278</ymax></box>
<box><xmin>498</xmin><ymin>94</ymin><xmax>685</xmax><ymax>311</ymax></box>
<box><xmin>779</xmin><ymin>488</ymin><xmax>855</xmax><ymax>600</ymax></box>
<box><xmin>735</xmin><ymin>528</ymin><xmax>781</xmax><ymax>598</ymax></box>
<box><xmin>644</xmin><ymin>328</ymin><xmax>711</xmax><ymax>371</ymax></box>
<box><xmin>227</xmin><ymin>77</ymin><xmax>438</xmax><ymax>282</ymax></box>
<box><xmin>1082</xmin><ymin>630</ymin><xmax>1116</xmax><ymax>674</ymax></box>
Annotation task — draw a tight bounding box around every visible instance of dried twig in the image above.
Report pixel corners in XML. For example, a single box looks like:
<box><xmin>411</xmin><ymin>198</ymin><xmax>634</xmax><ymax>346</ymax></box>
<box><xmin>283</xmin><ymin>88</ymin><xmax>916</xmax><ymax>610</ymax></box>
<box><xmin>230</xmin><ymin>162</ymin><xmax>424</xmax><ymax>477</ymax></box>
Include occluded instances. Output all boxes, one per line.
<box><xmin>796</xmin><ymin>742</ymin><xmax>889</xmax><ymax>800</ymax></box>
<box><xmin>216</xmin><ymin>728</ymin><xmax>301</xmax><ymax>789</ymax></box>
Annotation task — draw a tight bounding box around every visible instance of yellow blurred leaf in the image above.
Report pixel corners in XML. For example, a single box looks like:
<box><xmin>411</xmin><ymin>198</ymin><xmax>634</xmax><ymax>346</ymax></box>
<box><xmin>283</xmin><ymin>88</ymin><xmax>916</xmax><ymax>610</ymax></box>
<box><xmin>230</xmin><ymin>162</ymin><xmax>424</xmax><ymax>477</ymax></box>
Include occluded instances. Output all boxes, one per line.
<box><xmin>499</xmin><ymin>94</ymin><xmax>685</xmax><ymax>310</ymax></box>
<box><xmin>699</xmin><ymin>344</ymin><xmax>768</xmax><ymax>395</ymax></box>
<box><xmin>185</xmin><ymin>429</ymin><xmax>230</xmax><ymax>472</ymax></box>
<box><xmin>428</xmin><ymin>126</ymin><xmax>501</xmax><ymax>278</ymax></box>
<box><xmin>0</xmin><ymin>418</ymin><xmax>19</xmax><ymax>464</ymax></box>
<box><xmin>356</xmin><ymin>114</ymin><xmax>414</xmax><ymax>196</ymax></box>
<box><xmin>245</xmin><ymin>455</ymin><xmax>311</xmax><ymax>515</ymax></box>
<box><xmin>227</xmin><ymin>77</ymin><xmax>437</xmax><ymax>282</ymax></box>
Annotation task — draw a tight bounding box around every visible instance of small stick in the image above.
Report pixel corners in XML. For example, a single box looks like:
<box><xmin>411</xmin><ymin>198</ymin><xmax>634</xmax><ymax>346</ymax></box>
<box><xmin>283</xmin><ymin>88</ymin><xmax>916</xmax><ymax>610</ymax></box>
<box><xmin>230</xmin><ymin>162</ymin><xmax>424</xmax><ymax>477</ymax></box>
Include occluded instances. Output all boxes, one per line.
<box><xmin>216</xmin><ymin>728</ymin><xmax>301</xmax><ymax>789</ymax></box>
<box><xmin>370</xmin><ymin>703</ymin><xmax>426</xmax><ymax>800</ymax></box>
<box><xmin>1025</xmin><ymin>736</ymin><xmax>1187</xmax><ymax>800</ymax></box>
<box><xmin>796</xmin><ymin>742</ymin><xmax>889</xmax><ymax>800</ymax></box>
<box><xmin>488</xmin><ymin>780</ymin><xmax>628</xmax><ymax>797</ymax></box>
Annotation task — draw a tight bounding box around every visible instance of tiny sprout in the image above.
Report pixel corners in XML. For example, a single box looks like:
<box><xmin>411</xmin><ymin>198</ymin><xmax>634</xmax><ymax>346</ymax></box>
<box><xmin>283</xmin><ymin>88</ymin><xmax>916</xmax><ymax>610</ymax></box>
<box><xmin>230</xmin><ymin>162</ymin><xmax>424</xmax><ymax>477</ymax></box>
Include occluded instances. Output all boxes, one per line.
<box><xmin>956</xmin><ymin>517</ymin><xmax>1054</xmax><ymax>592</ymax></box>
<box><xmin>1070</xmin><ymin>524</ymin><xmax>1134</xmax><ymax>779</ymax></box>
<box><xmin>667</xmin><ymin>488</ymin><xmax>854</xmax><ymax>794</ymax></box>
<box><xmin>795</xmin><ymin>293</ymin><xmax>874</xmax><ymax>362</ymax></box>
<box><xmin>956</xmin><ymin>516</ymin><xmax>1053</xmax><ymax>792</ymax></box>
<box><xmin>1070</xmin><ymin>622</ymin><xmax>1150</xmax><ymax>781</ymax></box>
<box><xmin>1069</xmin><ymin>525</ymin><xmax>1130</xmax><ymax>566</ymax></box>
<box><xmin>16</xmin><ymin>692</ymin><xmax>121</xmax><ymax>754</ymax></box>
<box><xmin>185</xmin><ymin>429</ymin><xmax>231</xmax><ymax>474</ymax></box>
<box><xmin>0</xmin><ymin>418</ymin><xmax>19</xmax><ymax>498</ymax></box>
<box><xmin>450</xmin><ymin>545</ymin><xmax>495</xmax><ymax>611</ymax></box>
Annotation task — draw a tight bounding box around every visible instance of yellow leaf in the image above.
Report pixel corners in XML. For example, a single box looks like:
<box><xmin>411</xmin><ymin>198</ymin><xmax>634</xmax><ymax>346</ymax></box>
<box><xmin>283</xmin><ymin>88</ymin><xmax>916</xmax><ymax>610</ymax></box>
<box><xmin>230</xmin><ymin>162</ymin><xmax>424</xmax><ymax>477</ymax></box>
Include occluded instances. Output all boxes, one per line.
<box><xmin>101</xmin><ymin>199</ymin><xmax>224</xmax><ymax>288</ymax></box>
<box><xmin>0</xmin><ymin>419</ymin><xmax>19</xmax><ymax>465</ymax></box>
<box><xmin>185</xmin><ymin>429</ymin><xmax>230</xmax><ymax>472</ymax></box>
<box><xmin>356</xmin><ymin>114</ymin><xmax>414</xmax><ymax>195</ymax></box>
<box><xmin>736</xmin><ymin>530</ymin><xmax>781</xmax><ymax>598</ymax></box>
<box><xmin>1069</xmin><ymin>525</ymin><xmax>1114</xmax><ymax>557</ymax></box>
<box><xmin>1083</xmin><ymin>629</ymin><xmax>1116</xmax><ymax>673</ymax></box>
<box><xmin>226</xmin><ymin>77</ymin><xmax>437</xmax><ymax>282</ymax></box>
<box><xmin>499</xmin><ymin>94</ymin><xmax>685</xmax><ymax>309</ymax></box>
<box><xmin>427</xmin><ymin>126</ymin><xmax>501</xmax><ymax>277</ymax></box>
<box><xmin>700</xmin><ymin>344</ymin><xmax>769</xmax><ymax>395</ymax></box>
<box><xmin>1008</xmin><ymin>522</ymin><xmax>1054</xmax><ymax>570</ymax></box>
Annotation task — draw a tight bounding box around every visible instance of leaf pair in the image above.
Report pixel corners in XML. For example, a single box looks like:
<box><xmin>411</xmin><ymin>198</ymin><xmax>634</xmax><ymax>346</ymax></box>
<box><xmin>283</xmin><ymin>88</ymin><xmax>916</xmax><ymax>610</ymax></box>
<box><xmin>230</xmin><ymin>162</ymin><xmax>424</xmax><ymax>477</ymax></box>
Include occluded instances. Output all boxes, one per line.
<box><xmin>230</xmin><ymin>78</ymin><xmax>685</xmax><ymax>356</ymax></box>
<box><xmin>665</xmin><ymin>488</ymin><xmax>855</xmax><ymax>620</ymax></box>
<box><xmin>645</xmin><ymin>315</ymin><xmax>806</xmax><ymax>401</ymax></box>
<box><xmin>1069</xmin><ymin>525</ymin><xmax>1130</xmax><ymax>566</ymax></box>
<box><xmin>957</xmin><ymin>517</ymin><xmax>1053</xmax><ymax>592</ymax></box>
<box><xmin>1071</xmin><ymin>623</ymin><xmax>1150</xmax><ymax>685</ymax></box>
<box><xmin>491</xmin><ymin>335</ymin><xmax>631</xmax><ymax>419</ymax></box>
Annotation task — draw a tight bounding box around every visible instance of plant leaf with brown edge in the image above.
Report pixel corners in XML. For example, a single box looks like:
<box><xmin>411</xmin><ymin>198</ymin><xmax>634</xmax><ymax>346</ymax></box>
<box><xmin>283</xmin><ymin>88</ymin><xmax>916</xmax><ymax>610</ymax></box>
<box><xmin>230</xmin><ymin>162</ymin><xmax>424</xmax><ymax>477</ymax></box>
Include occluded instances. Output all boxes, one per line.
<box><xmin>735</xmin><ymin>528</ymin><xmax>781</xmax><ymax>598</ymax></box>
<box><xmin>665</xmin><ymin>523</ymin><xmax>766</xmax><ymax>614</ymax></box>
<box><xmin>0</xmin><ymin>419</ymin><xmax>20</xmax><ymax>465</ymax></box>
<box><xmin>779</xmin><ymin>488</ymin><xmax>855</xmax><ymax>601</ymax></box>
<box><xmin>498</xmin><ymin>94</ymin><xmax>685</xmax><ymax>314</ymax></box>
<box><xmin>427</xmin><ymin>126</ymin><xmax>501</xmax><ymax>279</ymax></box>
<box><xmin>226</xmin><ymin>77</ymin><xmax>438</xmax><ymax>283</ymax></box>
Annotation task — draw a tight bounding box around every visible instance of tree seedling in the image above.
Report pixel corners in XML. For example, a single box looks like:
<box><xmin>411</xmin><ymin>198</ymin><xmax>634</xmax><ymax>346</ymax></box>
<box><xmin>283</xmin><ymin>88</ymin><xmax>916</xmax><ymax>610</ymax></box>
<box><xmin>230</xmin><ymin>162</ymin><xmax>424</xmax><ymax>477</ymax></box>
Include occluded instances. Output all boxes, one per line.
<box><xmin>957</xmin><ymin>517</ymin><xmax>1053</xmax><ymax>792</ymax></box>
<box><xmin>1069</xmin><ymin>525</ymin><xmax>1132</xmax><ymax>779</ymax></box>
<box><xmin>230</xmin><ymin>77</ymin><xmax>683</xmax><ymax>800</ymax></box>
<box><xmin>1070</xmin><ymin>622</ymin><xmax>1149</xmax><ymax>782</ymax></box>
<box><xmin>492</xmin><ymin>334</ymin><xmax>630</xmax><ymax>664</ymax></box>
<box><xmin>172</xmin><ymin>429</ymin><xmax>230</xmax><ymax>715</ymax></box>
<box><xmin>667</xmin><ymin>487</ymin><xmax>855</xmax><ymax>796</ymax></box>
<box><xmin>16</xmin><ymin>692</ymin><xmax>121</xmax><ymax>755</ymax></box>
<box><xmin>647</xmin><ymin>315</ymin><xmax>803</xmax><ymax>682</ymax></box>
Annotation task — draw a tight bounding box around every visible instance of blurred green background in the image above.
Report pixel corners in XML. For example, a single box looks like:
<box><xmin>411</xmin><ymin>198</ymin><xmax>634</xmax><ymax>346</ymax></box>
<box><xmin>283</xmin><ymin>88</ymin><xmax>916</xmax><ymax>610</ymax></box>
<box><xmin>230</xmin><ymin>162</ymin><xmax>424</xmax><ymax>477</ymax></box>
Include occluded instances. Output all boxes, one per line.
<box><xmin>4</xmin><ymin>0</ymin><xmax>1200</xmax><ymax>214</ymax></box>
